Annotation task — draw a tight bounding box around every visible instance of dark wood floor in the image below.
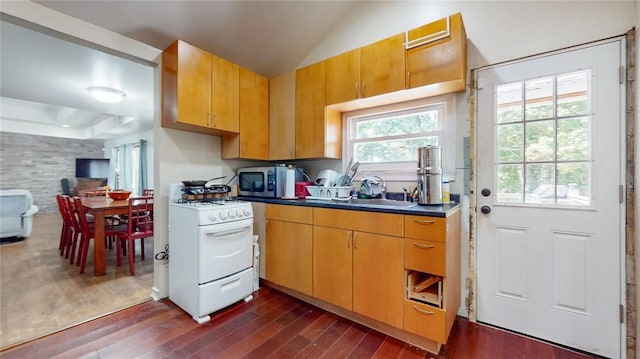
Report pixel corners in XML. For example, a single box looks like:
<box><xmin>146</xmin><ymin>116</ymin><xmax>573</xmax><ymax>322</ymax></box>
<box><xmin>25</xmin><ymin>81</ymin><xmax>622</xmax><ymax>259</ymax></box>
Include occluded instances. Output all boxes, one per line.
<box><xmin>0</xmin><ymin>286</ymin><xmax>597</xmax><ymax>359</ymax></box>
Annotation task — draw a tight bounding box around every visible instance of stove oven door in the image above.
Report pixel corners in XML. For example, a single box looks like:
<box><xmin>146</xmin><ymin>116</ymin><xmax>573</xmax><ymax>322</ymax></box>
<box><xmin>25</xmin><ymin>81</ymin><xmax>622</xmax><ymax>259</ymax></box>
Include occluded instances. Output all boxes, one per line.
<box><xmin>198</xmin><ymin>218</ymin><xmax>253</xmax><ymax>284</ymax></box>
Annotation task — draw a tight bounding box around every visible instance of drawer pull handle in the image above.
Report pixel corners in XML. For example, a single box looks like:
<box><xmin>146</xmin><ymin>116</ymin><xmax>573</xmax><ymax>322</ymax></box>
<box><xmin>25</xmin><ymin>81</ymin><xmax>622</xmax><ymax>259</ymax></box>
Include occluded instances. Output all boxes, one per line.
<box><xmin>413</xmin><ymin>219</ymin><xmax>435</xmax><ymax>225</ymax></box>
<box><xmin>412</xmin><ymin>306</ymin><xmax>435</xmax><ymax>315</ymax></box>
<box><xmin>413</xmin><ymin>243</ymin><xmax>435</xmax><ymax>249</ymax></box>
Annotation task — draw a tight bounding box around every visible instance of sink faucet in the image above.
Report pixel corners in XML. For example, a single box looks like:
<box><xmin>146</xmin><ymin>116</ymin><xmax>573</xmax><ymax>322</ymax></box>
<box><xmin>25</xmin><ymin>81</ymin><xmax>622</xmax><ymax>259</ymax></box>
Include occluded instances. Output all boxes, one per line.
<box><xmin>373</xmin><ymin>175</ymin><xmax>386</xmax><ymax>200</ymax></box>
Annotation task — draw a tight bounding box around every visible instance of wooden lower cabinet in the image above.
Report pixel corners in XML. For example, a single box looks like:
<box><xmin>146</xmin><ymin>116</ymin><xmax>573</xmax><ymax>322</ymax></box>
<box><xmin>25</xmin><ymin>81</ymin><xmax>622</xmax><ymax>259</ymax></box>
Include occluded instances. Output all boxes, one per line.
<box><xmin>263</xmin><ymin>203</ymin><xmax>460</xmax><ymax>350</ymax></box>
<box><xmin>352</xmin><ymin>231</ymin><xmax>404</xmax><ymax>328</ymax></box>
<box><xmin>403</xmin><ymin>209</ymin><xmax>461</xmax><ymax>343</ymax></box>
<box><xmin>313</xmin><ymin>226</ymin><xmax>352</xmax><ymax>309</ymax></box>
<box><xmin>264</xmin><ymin>205</ymin><xmax>313</xmax><ymax>296</ymax></box>
<box><xmin>313</xmin><ymin>226</ymin><xmax>404</xmax><ymax>328</ymax></box>
<box><xmin>404</xmin><ymin>299</ymin><xmax>447</xmax><ymax>343</ymax></box>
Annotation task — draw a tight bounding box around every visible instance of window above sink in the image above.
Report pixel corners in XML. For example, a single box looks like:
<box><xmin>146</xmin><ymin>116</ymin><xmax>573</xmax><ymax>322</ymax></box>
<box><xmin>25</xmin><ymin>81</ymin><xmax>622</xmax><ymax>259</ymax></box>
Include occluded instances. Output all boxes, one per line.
<box><xmin>343</xmin><ymin>94</ymin><xmax>456</xmax><ymax>182</ymax></box>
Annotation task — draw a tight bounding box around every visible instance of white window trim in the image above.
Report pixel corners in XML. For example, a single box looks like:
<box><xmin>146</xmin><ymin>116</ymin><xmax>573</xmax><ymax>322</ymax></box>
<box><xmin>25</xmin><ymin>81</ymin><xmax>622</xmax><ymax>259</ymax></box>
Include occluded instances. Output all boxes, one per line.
<box><xmin>342</xmin><ymin>94</ymin><xmax>456</xmax><ymax>182</ymax></box>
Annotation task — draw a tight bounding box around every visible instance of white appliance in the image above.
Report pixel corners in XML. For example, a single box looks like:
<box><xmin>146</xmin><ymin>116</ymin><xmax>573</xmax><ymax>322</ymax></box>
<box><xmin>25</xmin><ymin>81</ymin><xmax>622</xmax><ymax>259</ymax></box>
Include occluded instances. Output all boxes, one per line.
<box><xmin>168</xmin><ymin>183</ymin><xmax>255</xmax><ymax>324</ymax></box>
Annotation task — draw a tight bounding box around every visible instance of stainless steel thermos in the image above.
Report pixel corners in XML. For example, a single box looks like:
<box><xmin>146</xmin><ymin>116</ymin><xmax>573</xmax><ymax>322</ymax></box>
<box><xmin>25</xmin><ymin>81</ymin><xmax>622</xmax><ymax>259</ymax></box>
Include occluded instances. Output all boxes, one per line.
<box><xmin>417</xmin><ymin>145</ymin><xmax>443</xmax><ymax>205</ymax></box>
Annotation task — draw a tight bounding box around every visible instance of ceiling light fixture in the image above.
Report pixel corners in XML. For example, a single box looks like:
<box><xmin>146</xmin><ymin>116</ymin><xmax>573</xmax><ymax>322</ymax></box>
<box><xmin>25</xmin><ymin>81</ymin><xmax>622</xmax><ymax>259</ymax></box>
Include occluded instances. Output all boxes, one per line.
<box><xmin>87</xmin><ymin>86</ymin><xmax>126</xmax><ymax>103</ymax></box>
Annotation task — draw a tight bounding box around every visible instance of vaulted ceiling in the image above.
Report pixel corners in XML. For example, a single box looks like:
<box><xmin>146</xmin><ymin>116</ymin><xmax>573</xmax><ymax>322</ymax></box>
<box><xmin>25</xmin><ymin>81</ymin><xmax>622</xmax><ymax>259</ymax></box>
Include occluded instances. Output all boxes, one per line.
<box><xmin>0</xmin><ymin>1</ymin><xmax>358</xmax><ymax>140</ymax></box>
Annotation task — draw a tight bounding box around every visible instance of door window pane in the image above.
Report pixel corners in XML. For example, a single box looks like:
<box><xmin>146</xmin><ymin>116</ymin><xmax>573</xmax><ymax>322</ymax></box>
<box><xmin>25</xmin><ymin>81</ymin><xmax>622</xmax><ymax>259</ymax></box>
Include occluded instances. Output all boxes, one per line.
<box><xmin>497</xmin><ymin>82</ymin><xmax>523</xmax><ymax>124</ymax></box>
<box><xmin>496</xmin><ymin>123</ymin><xmax>523</xmax><ymax>162</ymax></box>
<box><xmin>557</xmin><ymin>117</ymin><xmax>590</xmax><ymax>161</ymax></box>
<box><xmin>557</xmin><ymin>71</ymin><xmax>589</xmax><ymax>117</ymax></box>
<box><xmin>525</xmin><ymin>163</ymin><xmax>555</xmax><ymax>204</ymax></box>
<box><xmin>496</xmin><ymin>164</ymin><xmax>523</xmax><ymax>203</ymax></box>
<box><xmin>525</xmin><ymin>77</ymin><xmax>554</xmax><ymax>120</ymax></box>
<box><xmin>557</xmin><ymin>162</ymin><xmax>591</xmax><ymax>205</ymax></box>
<box><xmin>525</xmin><ymin>120</ymin><xmax>555</xmax><ymax>162</ymax></box>
<box><xmin>494</xmin><ymin>70</ymin><xmax>592</xmax><ymax>207</ymax></box>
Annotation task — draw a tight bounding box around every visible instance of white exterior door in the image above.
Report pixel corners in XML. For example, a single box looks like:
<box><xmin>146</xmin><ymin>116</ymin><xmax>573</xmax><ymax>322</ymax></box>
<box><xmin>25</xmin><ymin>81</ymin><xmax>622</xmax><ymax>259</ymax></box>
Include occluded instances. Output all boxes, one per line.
<box><xmin>476</xmin><ymin>39</ymin><xmax>624</xmax><ymax>358</ymax></box>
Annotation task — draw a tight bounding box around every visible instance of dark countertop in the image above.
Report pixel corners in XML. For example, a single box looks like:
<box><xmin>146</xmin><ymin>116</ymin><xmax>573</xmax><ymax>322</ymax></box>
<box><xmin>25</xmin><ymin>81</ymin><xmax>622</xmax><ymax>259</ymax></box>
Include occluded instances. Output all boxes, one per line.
<box><xmin>238</xmin><ymin>196</ymin><xmax>459</xmax><ymax>218</ymax></box>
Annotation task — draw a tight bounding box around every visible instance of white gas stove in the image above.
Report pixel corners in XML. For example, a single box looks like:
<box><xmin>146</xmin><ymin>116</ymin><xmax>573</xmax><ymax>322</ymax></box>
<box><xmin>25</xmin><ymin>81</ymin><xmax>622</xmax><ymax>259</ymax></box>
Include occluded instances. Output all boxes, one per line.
<box><xmin>168</xmin><ymin>183</ymin><xmax>255</xmax><ymax>323</ymax></box>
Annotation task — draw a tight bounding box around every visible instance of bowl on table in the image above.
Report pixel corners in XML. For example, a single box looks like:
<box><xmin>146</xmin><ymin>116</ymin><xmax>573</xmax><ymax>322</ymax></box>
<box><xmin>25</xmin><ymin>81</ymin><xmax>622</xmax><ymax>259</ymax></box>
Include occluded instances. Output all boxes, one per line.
<box><xmin>107</xmin><ymin>190</ymin><xmax>132</xmax><ymax>201</ymax></box>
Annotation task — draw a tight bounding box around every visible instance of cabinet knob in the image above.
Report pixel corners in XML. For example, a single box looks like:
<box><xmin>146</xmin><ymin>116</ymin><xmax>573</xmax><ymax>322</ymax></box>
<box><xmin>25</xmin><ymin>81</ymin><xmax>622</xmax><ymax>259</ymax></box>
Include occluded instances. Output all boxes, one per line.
<box><xmin>481</xmin><ymin>205</ymin><xmax>491</xmax><ymax>214</ymax></box>
<box><xmin>361</xmin><ymin>82</ymin><xmax>366</xmax><ymax>97</ymax></box>
<box><xmin>355</xmin><ymin>83</ymin><xmax>359</xmax><ymax>98</ymax></box>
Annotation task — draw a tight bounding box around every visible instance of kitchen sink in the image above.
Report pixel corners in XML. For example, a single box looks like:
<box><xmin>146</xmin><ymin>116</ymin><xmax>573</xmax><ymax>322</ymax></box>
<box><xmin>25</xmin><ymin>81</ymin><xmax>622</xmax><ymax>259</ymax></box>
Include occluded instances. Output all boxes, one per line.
<box><xmin>346</xmin><ymin>198</ymin><xmax>417</xmax><ymax>207</ymax></box>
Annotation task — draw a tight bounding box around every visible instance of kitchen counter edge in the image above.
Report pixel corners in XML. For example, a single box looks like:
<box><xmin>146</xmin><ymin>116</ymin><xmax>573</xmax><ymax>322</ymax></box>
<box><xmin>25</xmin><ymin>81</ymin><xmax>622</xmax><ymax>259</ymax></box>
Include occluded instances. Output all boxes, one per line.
<box><xmin>238</xmin><ymin>197</ymin><xmax>459</xmax><ymax>218</ymax></box>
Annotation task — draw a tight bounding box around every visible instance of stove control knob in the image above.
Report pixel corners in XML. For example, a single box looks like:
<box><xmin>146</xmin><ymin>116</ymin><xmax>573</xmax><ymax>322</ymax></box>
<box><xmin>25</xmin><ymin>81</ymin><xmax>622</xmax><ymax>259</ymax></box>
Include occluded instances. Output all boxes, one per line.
<box><xmin>209</xmin><ymin>213</ymin><xmax>217</xmax><ymax>222</ymax></box>
<box><xmin>219</xmin><ymin>211</ymin><xmax>228</xmax><ymax>220</ymax></box>
<box><xmin>243</xmin><ymin>209</ymin><xmax>251</xmax><ymax>217</ymax></box>
<box><xmin>228</xmin><ymin>210</ymin><xmax>236</xmax><ymax>218</ymax></box>
<box><xmin>236</xmin><ymin>209</ymin><xmax>243</xmax><ymax>217</ymax></box>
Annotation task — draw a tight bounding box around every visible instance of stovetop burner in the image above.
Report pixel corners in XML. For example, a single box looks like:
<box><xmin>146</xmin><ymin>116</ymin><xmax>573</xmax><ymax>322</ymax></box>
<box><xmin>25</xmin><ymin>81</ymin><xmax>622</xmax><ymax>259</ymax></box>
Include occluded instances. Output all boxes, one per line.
<box><xmin>174</xmin><ymin>197</ymin><xmax>231</xmax><ymax>206</ymax></box>
<box><xmin>183</xmin><ymin>185</ymin><xmax>230</xmax><ymax>195</ymax></box>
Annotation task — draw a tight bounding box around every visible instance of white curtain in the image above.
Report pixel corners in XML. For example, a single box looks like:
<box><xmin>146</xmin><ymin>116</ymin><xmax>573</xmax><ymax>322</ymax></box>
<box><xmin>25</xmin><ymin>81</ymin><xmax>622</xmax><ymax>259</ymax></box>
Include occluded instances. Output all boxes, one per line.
<box><xmin>110</xmin><ymin>141</ymin><xmax>148</xmax><ymax>195</ymax></box>
<box><xmin>120</xmin><ymin>143</ymin><xmax>133</xmax><ymax>192</ymax></box>
<box><xmin>108</xmin><ymin>147</ymin><xmax>118</xmax><ymax>189</ymax></box>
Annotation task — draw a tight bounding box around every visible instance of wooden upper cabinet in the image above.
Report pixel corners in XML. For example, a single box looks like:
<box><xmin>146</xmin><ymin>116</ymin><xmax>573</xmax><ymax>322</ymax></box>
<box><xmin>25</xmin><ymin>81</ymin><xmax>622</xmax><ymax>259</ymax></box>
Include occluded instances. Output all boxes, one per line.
<box><xmin>325</xmin><ymin>48</ymin><xmax>361</xmax><ymax>105</ymax></box>
<box><xmin>406</xmin><ymin>12</ymin><xmax>467</xmax><ymax>91</ymax></box>
<box><xmin>295</xmin><ymin>62</ymin><xmax>341</xmax><ymax>159</ymax></box>
<box><xmin>162</xmin><ymin>40</ymin><xmax>242</xmax><ymax>135</ymax></box>
<box><xmin>162</xmin><ymin>40</ymin><xmax>212</xmax><ymax>131</ymax></box>
<box><xmin>360</xmin><ymin>33</ymin><xmax>406</xmax><ymax>98</ymax></box>
<box><xmin>223</xmin><ymin>67</ymin><xmax>269</xmax><ymax>160</ymax></box>
<box><xmin>211</xmin><ymin>55</ymin><xmax>239</xmax><ymax>133</ymax></box>
<box><xmin>325</xmin><ymin>34</ymin><xmax>405</xmax><ymax>106</ymax></box>
<box><xmin>269</xmin><ymin>71</ymin><xmax>296</xmax><ymax>160</ymax></box>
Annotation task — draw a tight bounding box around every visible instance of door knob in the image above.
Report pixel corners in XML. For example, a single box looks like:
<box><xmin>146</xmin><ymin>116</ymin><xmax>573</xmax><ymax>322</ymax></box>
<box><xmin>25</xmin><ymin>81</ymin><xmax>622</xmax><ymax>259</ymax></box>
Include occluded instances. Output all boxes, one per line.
<box><xmin>481</xmin><ymin>205</ymin><xmax>491</xmax><ymax>214</ymax></box>
<box><xmin>481</xmin><ymin>188</ymin><xmax>491</xmax><ymax>197</ymax></box>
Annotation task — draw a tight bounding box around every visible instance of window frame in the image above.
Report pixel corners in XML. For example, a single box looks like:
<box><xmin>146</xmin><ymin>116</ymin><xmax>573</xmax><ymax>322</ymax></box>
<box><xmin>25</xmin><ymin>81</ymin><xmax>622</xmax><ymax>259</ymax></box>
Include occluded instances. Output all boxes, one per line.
<box><xmin>342</xmin><ymin>95</ymin><xmax>455</xmax><ymax>182</ymax></box>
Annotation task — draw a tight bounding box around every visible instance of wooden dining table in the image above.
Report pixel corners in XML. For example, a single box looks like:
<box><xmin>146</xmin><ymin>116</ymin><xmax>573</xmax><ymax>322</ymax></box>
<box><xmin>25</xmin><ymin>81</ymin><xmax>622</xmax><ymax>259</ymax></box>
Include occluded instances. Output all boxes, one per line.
<box><xmin>80</xmin><ymin>196</ymin><xmax>129</xmax><ymax>276</ymax></box>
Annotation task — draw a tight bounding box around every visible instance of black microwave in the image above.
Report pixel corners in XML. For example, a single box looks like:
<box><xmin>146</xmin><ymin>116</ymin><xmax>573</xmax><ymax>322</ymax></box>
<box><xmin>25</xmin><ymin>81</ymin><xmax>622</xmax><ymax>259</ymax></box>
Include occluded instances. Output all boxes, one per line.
<box><xmin>237</xmin><ymin>166</ymin><xmax>304</xmax><ymax>198</ymax></box>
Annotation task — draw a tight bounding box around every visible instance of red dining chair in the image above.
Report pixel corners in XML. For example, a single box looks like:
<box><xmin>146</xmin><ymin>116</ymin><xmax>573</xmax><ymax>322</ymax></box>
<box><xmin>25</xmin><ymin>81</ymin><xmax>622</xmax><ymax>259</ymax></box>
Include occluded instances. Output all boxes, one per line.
<box><xmin>116</xmin><ymin>196</ymin><xmax>154</xmax><ymax>275</ymax></box>
<box><xmin>56</xmin><ymin>194</ymin><xmax>74</xmax><ymax>256</ymax></box>
<box><xmin>73</xmin><ymin>196</ymin><xmax>125</xmax><ymax>274</ymax></box>
<box><xmin>63</xmin><ymin>195</ymin><xmax>84</xmax><ymax>263</ymax></box>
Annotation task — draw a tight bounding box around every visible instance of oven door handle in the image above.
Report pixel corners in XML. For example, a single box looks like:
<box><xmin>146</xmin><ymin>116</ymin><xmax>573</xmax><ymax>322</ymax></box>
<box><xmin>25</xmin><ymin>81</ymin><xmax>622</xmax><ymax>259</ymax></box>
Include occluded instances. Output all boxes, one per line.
<box><xmin>205</xmin><ymin>226</ymin><xmax>250</xmax><ymax>238</ymax></box>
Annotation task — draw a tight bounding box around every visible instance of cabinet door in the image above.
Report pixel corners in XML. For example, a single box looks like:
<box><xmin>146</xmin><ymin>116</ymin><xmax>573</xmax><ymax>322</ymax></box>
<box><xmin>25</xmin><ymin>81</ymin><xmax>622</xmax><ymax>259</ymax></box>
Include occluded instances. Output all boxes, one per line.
<box><xmin>406</xmin><ymin>13</ymin><xmax>466</xmax><ymax>91</ymax></box>
<box><xmin>353</xmin><ymin>232</ymin><xmax>404</xmax><ymax>328</ymax></box>
<box><xmin>325</xmin><ymin>48</ymin><xmax>361</xmax><ymax>105</ymax></box>
<box><xmin>211</xmin><ymin>55</ymin><xmax>239</xmax><ymax>133</ymax></box>
<box><xmin>240</xmin><ymin>68</ymin><xmax>269</xmax><ymax>159</ymax></box>
<box><xmin>295</xmin><ymin>61</ymin><xmax>326</xmax><ymax>159</ymax></box>
<box><xmin>360</xmin><ymin>33</ymin><xmax>406</xmax><ymax>98</ymax></box>
<box><xmin>313</xmin><ymin>226</ymin><xmax>352</xmax><ymax>310</ymax></box>
<box><xmin>265</xmin><ymin>219</ymin><xmax>313</xmax><ymax>295</ymax></box>
<box><xmin>227</xmin><ymin>67</ymin><xmax>268</xmax><ymax>160</ymax></box>
<box><xmin>269</xmin><ymin>71</ymin><xmax>296</xmax><ymax>160</ymax></box>
<box><xmin>162</xmin><ymin>40</ymin><xmax>211</xmax><ymax>128</ymax></box>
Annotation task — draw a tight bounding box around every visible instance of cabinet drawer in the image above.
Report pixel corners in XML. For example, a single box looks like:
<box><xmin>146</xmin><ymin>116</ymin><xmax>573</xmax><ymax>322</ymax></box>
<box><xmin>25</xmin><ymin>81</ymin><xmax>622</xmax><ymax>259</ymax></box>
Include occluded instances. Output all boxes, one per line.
<box><xmin>404</xmin><ymin>238</ymin><xmax>445</xmax><ymax>275</ymax></box>
<box><xmin>404</xmin><ymin>299</ymin><xmax>447</xmax><ymax>343</ymax></box>
<box><xmin>314</xmin><ymin>208</ymin><xmax>403</xmax><ymax>237</ymax></box>
<box><xmin>265</xmin><ymin>204</ymin><xmax>313</xmax><ymax>224</ymax></box>
<box><xmin>404</xmin><ymin>216</ymin><xmax>446</xmax><ymax>242</ymax></box>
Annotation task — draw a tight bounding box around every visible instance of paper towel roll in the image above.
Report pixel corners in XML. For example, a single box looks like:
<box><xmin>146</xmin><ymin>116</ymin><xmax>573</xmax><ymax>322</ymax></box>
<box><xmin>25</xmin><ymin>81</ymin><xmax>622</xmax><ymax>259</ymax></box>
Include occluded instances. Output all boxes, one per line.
<box><xmin>285</xmin><ymin>166</ymin><xmax>295</xmax><ymax>198</ymax></box>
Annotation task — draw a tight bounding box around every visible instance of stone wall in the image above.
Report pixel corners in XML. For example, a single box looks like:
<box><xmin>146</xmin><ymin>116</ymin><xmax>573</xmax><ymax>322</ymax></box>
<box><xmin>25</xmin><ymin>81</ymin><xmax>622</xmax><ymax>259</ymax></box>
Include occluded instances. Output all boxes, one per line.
<box><xmin>0</xmin><ymin>132</ymin><xmax>105</xmax><ymax>213</ymax></box>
